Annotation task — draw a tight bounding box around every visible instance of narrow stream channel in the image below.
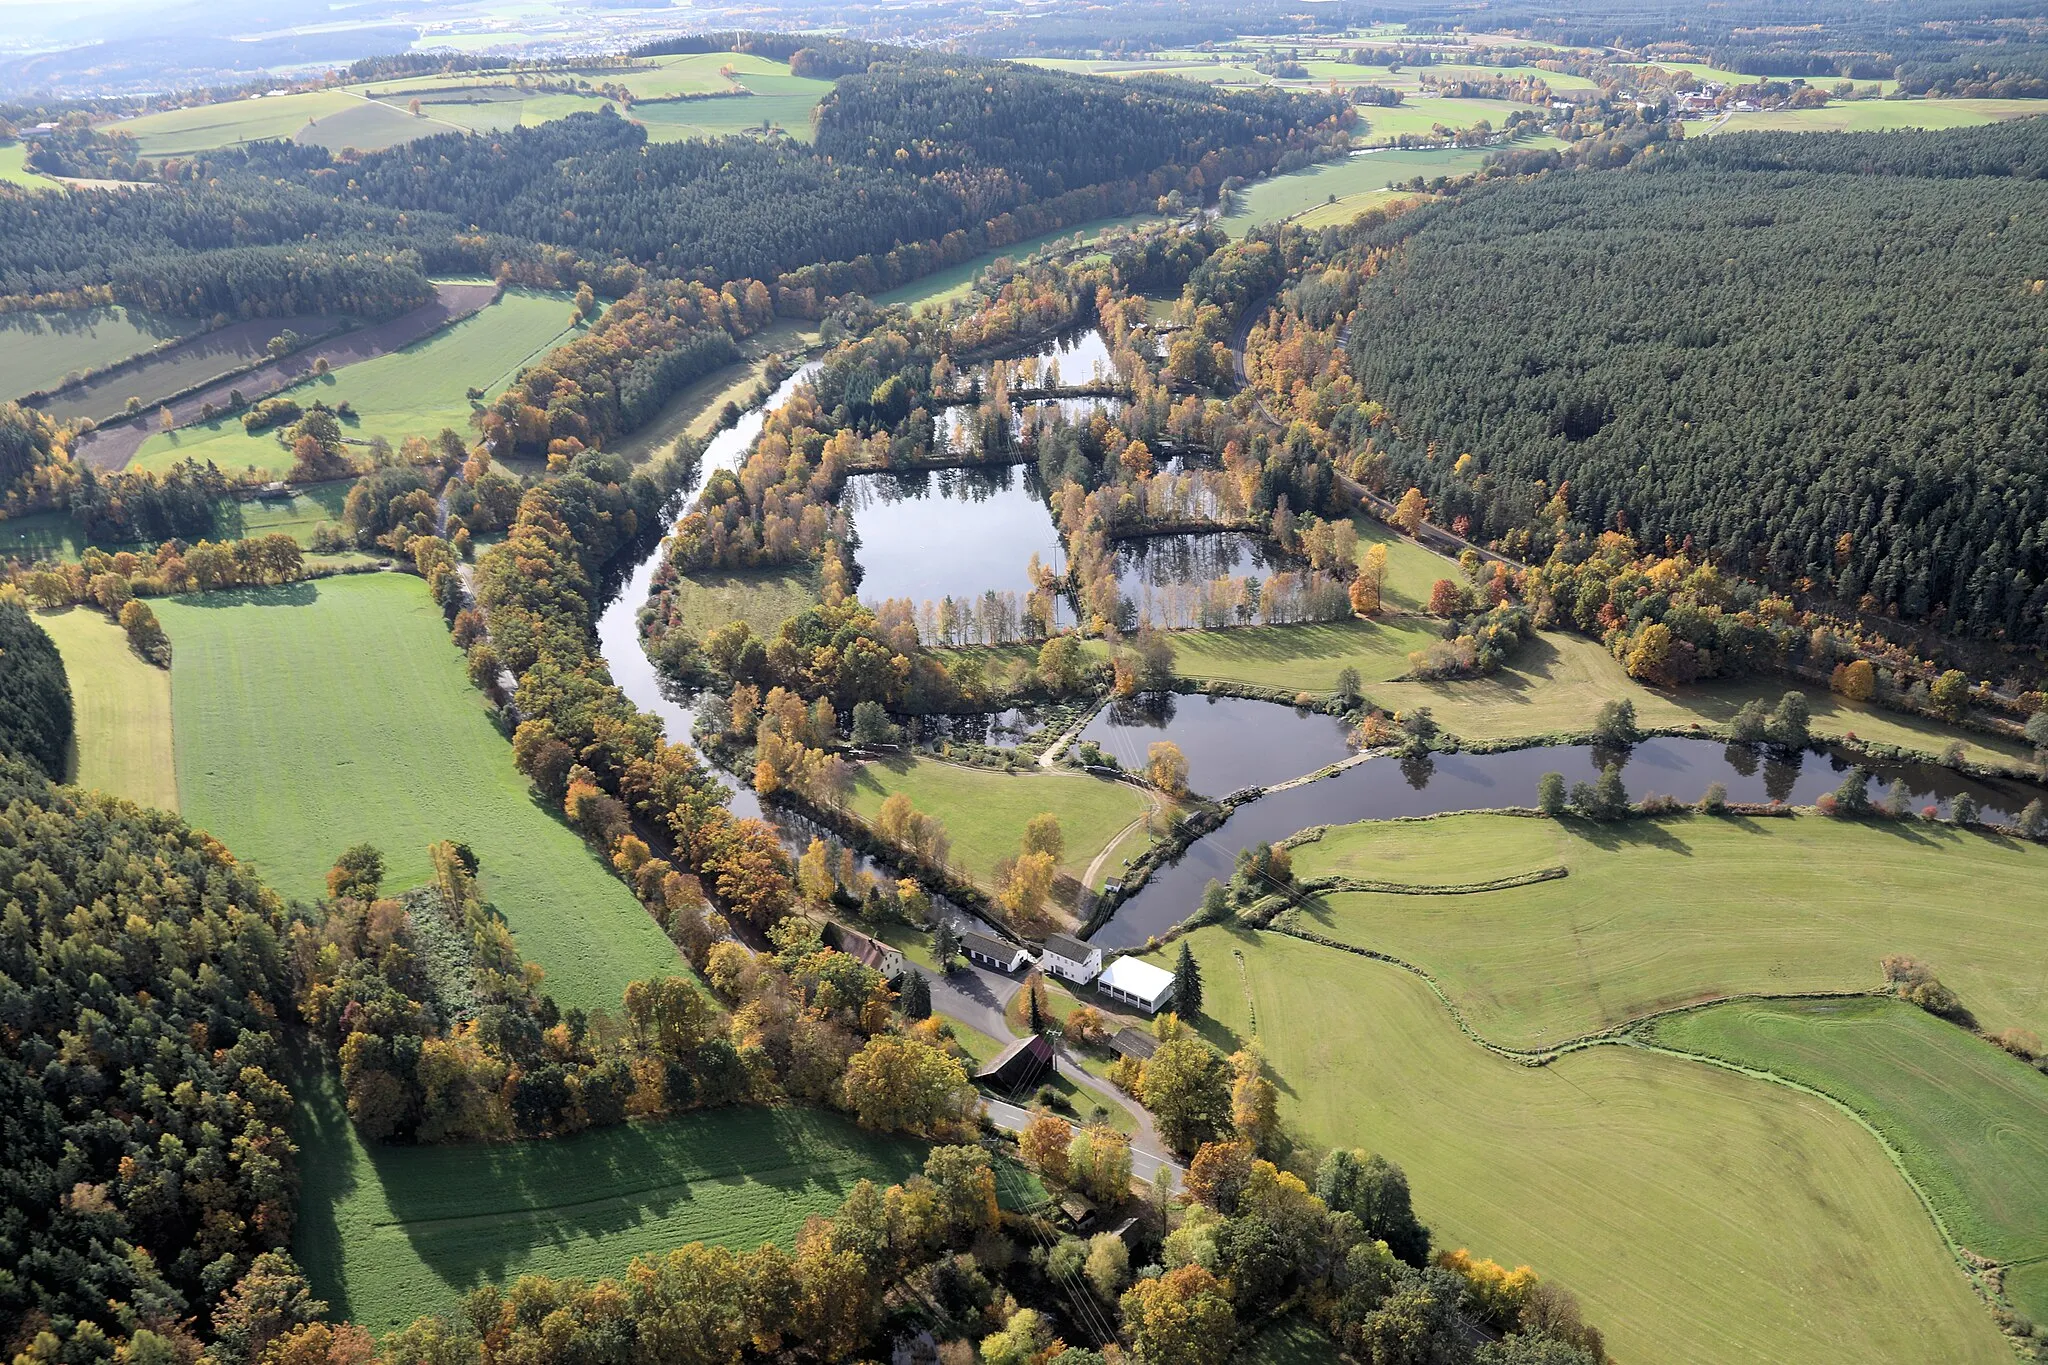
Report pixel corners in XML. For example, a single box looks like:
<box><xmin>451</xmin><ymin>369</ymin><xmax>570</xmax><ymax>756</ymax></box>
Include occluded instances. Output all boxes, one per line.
<box><xmin>593</xmin><ymin>364</ymin><xmax>816</xmax><ymax>820</ymax></box>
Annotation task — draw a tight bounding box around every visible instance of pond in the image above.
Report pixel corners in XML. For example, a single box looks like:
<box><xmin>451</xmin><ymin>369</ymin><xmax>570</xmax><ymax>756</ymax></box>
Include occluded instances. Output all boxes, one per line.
<box><xmin>593</xmin><ymin>364</ymin><xmax>818</xmax><ymax>820</ymax></box>
<box><xmin>906</xmin><ymin>707</ymin><xmax>1051</xmax><ymax>748</ymax></box>
<box><xmin>1079</xmin><ymin>693</ymin><xmax>1356</xmax><ymax>797</ymax></box>
<box><xmin>846</xmin><ymin>463</ymin><xmax>1063</xmax><ymax>615</ymax></box>
<box><xmin>1111</xmin><ymin>531</ymin><xmax>1281</xmax><ymax>596</ymax></box>
<box><xmin>1091</xmin><ymin>734</ymin><xmax>2041</xmax><ymax>948</ymax></box>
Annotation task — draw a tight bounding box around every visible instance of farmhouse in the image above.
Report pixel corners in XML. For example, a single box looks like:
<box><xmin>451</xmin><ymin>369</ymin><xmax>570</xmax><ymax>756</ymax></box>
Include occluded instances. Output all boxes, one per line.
<box><xmin>963</xmin><ymin>930</ymin><xmax>1031</xmax><ymax>973</ymax></box>
<box><xmin>974</xmin><ymin>1032</ymin><xmax>1055</xmax><ymax>1094</ymax></box>
<box><xmin>1039</xmin><ymin>932</ymin><xmax>1103</xmax><ymax>984</ymax></box>
<box><xmin>1098</xmin><ymin>956</ymin><xmax>1176</xmax><ymax>1013</ymax></box>
<box><xmin>826</xmin><ymin>923</ymin><xmax>905</xmax><ymax>977</ymax></box>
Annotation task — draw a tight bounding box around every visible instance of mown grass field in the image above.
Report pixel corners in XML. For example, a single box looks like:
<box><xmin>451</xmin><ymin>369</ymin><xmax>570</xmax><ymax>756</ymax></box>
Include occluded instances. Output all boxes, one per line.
<box><xmin>1350</xmin><ymin>514</ymin><xmax>1459</xmax><ymax>611</ymax></box>
<box><xmin>114</xmin><ymin>90</ymin><xmax>366</xmax><ymax>156</ymax></box>
<box><xmin>632</xmin><ymin>65</ymin><xmax>834</xmax><ymax>143</ymax></box>
<box><xmin>847</xmin><ymin>756</ymin><xmax>1151</xmax><ymax>888</ymax></box>
<box><xmin>36</xmin><ymin>606</ymin><xmax>177</xmax><ymax>811</ymax></box>
<box><xmin>1082</xmin><ymin>617</ymin><xmax>1444</xmax><ymax>692</ymax></box>
<box><xmin>1</xmin><ymin>306</ymin><xmax>200</xmax><ymax>399</ymax></box>
<box><xmin>154</xmin><ymin>572</ymin><xmax>678</xmax><ymax>1015</ymax></box>
<box><xmin>1648</xmin><ymin>996</ymin><xmax>2048</xmax><ymax>1321</ymax></box>
<box><xmin>666</xmin><ymin>566</ymin><xmax>820</xmax><ymax>642</ymax></box>
<box><xmin>1355</xmin><ymin>98</ymin><xmax>1527</xmax><ymax>143</ymax></box>
<box><xmin>1223</xmin><ymin>156</ymin><xmax>1425</xmax><ymax>235</ymax></box>
<box><xmin>293</xmin><ymin>1058</ymin><xmax>927</xmax><ymax>1332</ymax></box>
<box><xmin>1701</xmin><ymin>98</ymin><xmax>2047</xmax><ymax>136</ymax></box>
<box><xmin>133</xmin><ymin>289</ymin><xmax>580</xmax><ymax>477</ymax></box>
<box><xmin>1158</xmin><ymin>925</ymin><xmax>2012</xmax><ymax>1365</ymax></box>
<box><xmin>1363</xmin><ymin>629</ymin><xmax>2032</xmax><ymax>767</ymax></box>
<box><xmin>1288</xmin><ymin>811</ymin><xmax>2048</xmax><ymax>1045</ymax></box>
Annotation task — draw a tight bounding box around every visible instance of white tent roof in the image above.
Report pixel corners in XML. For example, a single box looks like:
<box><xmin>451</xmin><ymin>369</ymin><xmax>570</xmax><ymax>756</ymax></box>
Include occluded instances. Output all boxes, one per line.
<box><xmin>1099</xmin><ymin>955</ymin><xmax>1175</xmax><ymax>1004</ymax></box>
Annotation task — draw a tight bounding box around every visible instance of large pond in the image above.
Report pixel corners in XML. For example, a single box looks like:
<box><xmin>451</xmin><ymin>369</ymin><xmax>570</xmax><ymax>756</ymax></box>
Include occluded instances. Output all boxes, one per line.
<box><xmin>846</xmin><ymin>463</ymin><xmax>1063</xmax><ymax>610</ymax></box>
<box><xmin>1092</xmin><ymin>735</ymin><xmax>2041</xmax><ymax>948</ymax></box>
<box><xmin>1080</xmin><ymin>693</ymin><xmax>1355</xmax><ymax>797</ymax></box>
<box><xmin>594</xmin><ymin>364</ymin><xmax>818</xmax><ymax>820</ymax></box>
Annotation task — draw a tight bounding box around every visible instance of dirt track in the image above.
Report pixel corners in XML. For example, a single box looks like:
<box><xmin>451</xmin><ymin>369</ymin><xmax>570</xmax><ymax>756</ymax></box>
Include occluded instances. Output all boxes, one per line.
<box><xmin>75</xmin><ymin>281</ymin><xmax>501</xmax><ymax>471</ymax></box>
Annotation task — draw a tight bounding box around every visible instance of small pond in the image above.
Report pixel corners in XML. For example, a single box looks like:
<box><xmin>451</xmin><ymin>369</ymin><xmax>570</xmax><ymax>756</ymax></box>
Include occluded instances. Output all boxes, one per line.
<box><xmin>1079</xmin><ymin>693</ymin><xmax>1356</xmax><ymax>797</ymax></box>
<box><xmin>1111</xmin><ymin>532</ymin><xmax>1281</xmax><ymax>596</ymax></box>
<box><xmin>1092</xmin><ymin>735</ymin><xmax>2040</xmax><ymax>948</ymax></box>
<box><xmin>846</xmin><ymin>463</ymin><xmax>1063</xmax><ymax>613</ymax></box>
<box><xmin>905</xmin><ymin>708</ymin><xmax>1051</xmax><ymax>748</ymax></box>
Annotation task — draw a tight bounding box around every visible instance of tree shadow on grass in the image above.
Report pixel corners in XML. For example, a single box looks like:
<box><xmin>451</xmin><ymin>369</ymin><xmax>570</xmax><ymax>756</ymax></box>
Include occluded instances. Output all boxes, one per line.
<box><xmin>177</xmin><ymin>581</ymin><xmax>321</xmax><ymax>609</ymax></box>
<box><xmin>1559</xmin><ymin>815</ymin><xmax>1694</xmax><ymax>856</ymax></box>
<box><xmin>377</xmin><ymin>1107</ymin><xmax>928</xmax><ymax>1299</ymax></box>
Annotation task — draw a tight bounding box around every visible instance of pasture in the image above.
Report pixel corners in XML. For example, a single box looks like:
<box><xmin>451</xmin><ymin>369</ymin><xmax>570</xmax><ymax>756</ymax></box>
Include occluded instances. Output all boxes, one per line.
<box><xmin>1700</xmin><ymin>99</ymin><xmax>2047</xmax><ymax>136</ymax></box>
<box><xmin>153</xmin><ymin>572</ymin><xmax>679</xmax><ymax>1015</ymax></box>
<box><xmin>36</xmin><ymin>606</ymin><xmax>177</xmax><ymax>811</ymax></box>
<box><xmin>1160</xmin><ymin>925</ymin><xmax>2012</xmax><ymax>1365</ymax></box>
<box><xmin>872</xmin><ymin>212</ymin><xmax>1162</xmax><ymax>311</ymax></box>
<box><xmin>1344</xmin><ymin>144</ymin><xmax>1509</xmax><ymax>183</ymax></box>
<box><xmin>1360</xmin><ymin>629</ymin><xmax>2031</xmax><ymax>768</ymax></box>
<box><xmin>1648</xmin><ymin>997</ymin><xmax>2048</xmax><ymax>1320</ymax></box>
<box><xmin>847</xmin><ymin>756</ymin><xmax>1152</xmax><ymax>890</ymax></box>
<box><xmin>27</xmin><ymin>313</ymin><xmax>347</xmax><ymax>426</ymax></box>
<box><xmin>1286</xmin><ymin>811</ymin><xmax>2048</xmax><ymax>1046</ymax></box>
<box><xmin>1350</xmin><ymin>514</ymin><xmax>1458</xmax><ymax>611</ymax></box>
<box><xmin>293</xmin><ymin>1058</ymin><xmax>926</xmax><ymax>1332</ymax></box>
<box><xmin>1223</xmin><ymin>155</ymin><xmax>1424</xmax><ymax>235</ymax></box>
<box><xmin>113</xmin><ymin>90</ymin><xmax>365</xmax><ymax>156</ymax></box>
<box><xmin>132</xmin><ymin>289</ymin><xmax>580</xmax><ymax>477</ymax></box>
<box><xmin>1</xmin><ymin>306</ymin><xmax>201</xmax><ymax>400</ymax></box>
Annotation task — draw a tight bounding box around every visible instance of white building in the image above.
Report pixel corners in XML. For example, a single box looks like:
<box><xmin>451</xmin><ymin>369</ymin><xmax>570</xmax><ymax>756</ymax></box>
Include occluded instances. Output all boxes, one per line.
<box><xmin>963</xmin><ymin>930</ymin><xmax>1030</xmax><ymax>974</ymax></box>
<box><xmin>1097</xmin><ymin>956</ymin><xmax>1176</xmax><ymax>1014</ymax></box>
<box><xmin>1039</xmin><ymin>932</ymin><xmax>1103</xmax><ymax>985</ymax></box>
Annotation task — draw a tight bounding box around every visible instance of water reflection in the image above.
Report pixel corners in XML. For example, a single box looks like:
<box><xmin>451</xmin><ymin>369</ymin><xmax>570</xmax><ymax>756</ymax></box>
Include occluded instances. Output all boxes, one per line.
<box><xmin>1079</xmin><ymin>693</ymin><xmax>1356</xmax><ymax>796</ymax></box>
<box><xmin>845</xmin><ymin>463</ymin><xmax>1062</xmax><ymax>609</ymax></box>
<box><xmin>1094</xmin><ymin>735</ymin><xmax>2038</xmax><ymax>948</ymax></box>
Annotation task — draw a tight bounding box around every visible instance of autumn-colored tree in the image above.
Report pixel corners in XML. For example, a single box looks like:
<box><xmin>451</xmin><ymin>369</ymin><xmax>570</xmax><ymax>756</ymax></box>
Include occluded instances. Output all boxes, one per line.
<box><xmin>1019</xmin><ymin>1109</ymin><xmax>1074</xmax><ymax>1185</ymax></box>
<box><xmin>1392</xmin><ymin>487</ymin><xmax>1428</xmax><ymax>535</ymax></box>
<box><xmin>326</xmin><ymin>843</ymin><xmax>385</xmax><ymax>900</ymax></box>
<box><xmin>1426</xmin><ymin>578</ymin><xmax>1468</xmax><ymax>616</ymax></box>
<box><xmin>797</xmin><ymin>836</ymin><xmax>835</xmax><ymax>904</ymax></box>
<box><xmin>1067</xmin><ymin>1123</ymin><xmax>1134</xmax><ymax>1203</ymax></box>
<box><xmin>1349</xmin><ymin>572</ymin><xmax>1380</xmax><ymax>617</ymax></box>
<box><xmin>1119</xmin><ymin>1265</ymin><xmax>1237</xmax><ymax>1365</ymax></box>
<box><xmin>1022</xmin><ymin>811</ymin><xmax>1065</xmax><ymax>861</ymax></box>
<box><xmin>998</xmin><ymin>849</ymin><xmax>1057</xmax><ymax>921</ymax></box>
<box><xmin>1147</xmin><ymin>740</ymin><xmax>1190</xmax><ymax>797</ymax></box>
<box><xmin>840</xmin><ymin>1035</ymin><xmax>973</xmax><ymax>1135</ymax></box>
<box><xmin>1185</xmin><ymin>1139</ymin><xmax>1258</xmax><ymax>1215</ymax></box>
<box><xmin>208</xmin><ymin>1252</ymin><xmax>327</xmax><ymax>1365</ymax></box>
<box><xmin>624</xmin><ymin>1243</ymin><xmax>754</xmax><ymax>1365</ymax></box>
<box><xmin>1142</xmin><ymin>1034</ymin><xmax>1233</xmax><ymax>1154</ymax></box>
<box><xmin>1930</xmin><ymin>668</ymin><xmax>1971</xmax><ymax>719</ymax></box>
<box><xmin>1832</xmin><ymin>658</ymin><xmax>1876</xmax><ymax>701</ymax></box>
<box><xmin>1230</xmin><ymin>1048</ymin><xmax>1280</xmax><ymax>1152</ymax></box>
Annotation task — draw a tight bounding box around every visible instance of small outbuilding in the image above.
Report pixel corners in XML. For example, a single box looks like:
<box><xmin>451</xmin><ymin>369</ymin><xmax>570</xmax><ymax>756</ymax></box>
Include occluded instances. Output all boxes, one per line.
<box><xmin>1109</xmin><ymin>1026</ymin><xmax>1160</xmax><ymax>1060</ymax></box>
<box><xmin>963</xmin><ymin>930</ymin><xmax>1031</xmax><ymax>974</ymax></box>
<box><xmin>975</xmin><ymin>1032</ymin><xmax>1055</xmax><ymax>1095</ymax></box>
<box><xmin>1039</xmin><ymin>932</ymin><xmax>1103</xmax><ymax>985</ymax></box>
<box><xmin>1097</xmin><ymin>956</ymin><xmax>1176</xmax><ymax>1013</ymax></box>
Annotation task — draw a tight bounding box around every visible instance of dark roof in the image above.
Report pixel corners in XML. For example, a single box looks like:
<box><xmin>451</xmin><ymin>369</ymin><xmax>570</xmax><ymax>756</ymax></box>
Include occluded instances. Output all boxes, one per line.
<box><xmin>1042</xmin><ymin>932</ymin><xmax>1095</xmax><ymax>962</ymax></box>
<box><xmin>963</xmin><ymin>930</ymin><xmax>1021</xmax><ymax>961</ymax></box>
<box><xmin>834</xmin><ymin>927</ymin><xmax>892</xmax><ymax>972</ymax></box>
<box><xmin>1110</xmin><ymin>1027</ymin><xmax>1159</xmax><ymax>1060</ymax></box>
<box><xmin>974</xmin><ymin>1032</ymin><xmax>1054</xmax><ymax>1090</ymax></box>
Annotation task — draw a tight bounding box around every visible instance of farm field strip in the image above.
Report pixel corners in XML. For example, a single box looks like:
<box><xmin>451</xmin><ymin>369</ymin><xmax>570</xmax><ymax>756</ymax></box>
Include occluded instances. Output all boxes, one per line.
<box><xmin>129</xmin><ymin>287</ymin><xmax>576</xmax><ymax>477</ymax></box>
<box><xmin>1156</xmin><ymin>925</ymin><xmax>2013</xmax><ymax>1365</ymax></box>
<box><xmin>1285</xmin><ymin>811</ymin><xmax>2048</xmax><ymax>1045</ymax></box>
<box><xmin>1</xmin><ymin>305</ymin><xmax>205</xmax><ymax>402</ymax></box>
<box><xmin>1646</xmin><ymin>996</ymin><xmax>2048</xmax><ymax>1321</ymax></box>
<box><xmin>36</xmin><ymin>606</ymin><xmax>177</xmax><ymax>811</ymax></box>
<box><xmin>1081</xmin><ymin>616</ymin><xmax>1444</xmax><ymax>692</ymax></box>
<box><xmin>154</xmin><ymin>572</ymin><xmax>680</xmax><ymax>1015</ymax></box>
<box><xmin>1699</xmin><ymin>99</ymin><xmax>2048</xmax><ymax>136</ymax></box>
<box><xmin>25</xmin><ymin>312</ymin><xmax>349</xmax><ymax>427</ymax></box>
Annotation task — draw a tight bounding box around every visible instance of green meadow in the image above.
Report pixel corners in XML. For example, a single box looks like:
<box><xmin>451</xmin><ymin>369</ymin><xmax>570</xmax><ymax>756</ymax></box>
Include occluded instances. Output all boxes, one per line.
<box><xmin>1701</xmin><ymin>99</ymin><xmax>2046</xmax><ymax>136</ymax></box>
<box><xmin>872</xmin><ymin>212</ymin><xmax>1162</xmax><ymax>311</ymax></box>
<box><xmin>847</xmin><ymin>755</ymin><xmax>1152</xmax><ymax>890</ymax></box>
<box><xmin>632</xmin><ymin>64</ymin><xmax>834</xmax><ymax>143</ymax></box>
<box><xmin>1649</xmin><ymin>997</ymin><xmax>2048</xmax><ymax>1320</ymax></box>
<box><xmin>154</xmin><ymin>572</ymin><xmax>678</xmax><ymax>1015</ymax></box>
<box><xmin>132</xmin><ymin>289</ymin><xmax>580</xmax><ymax>477</ymax></box>
<box><xmin>0</xmin><ymin>483</ymin><xmax>353</xmax><ymax>561</ymax></box>
<box><xmin>37</xmin><ymin>606</ymin><xmax>178</xmax><ymax>811</ymax></box>
<box><xmin>666</xmin><ymin>566</ymin><xmax>821</xmax><ymax>643</ymax></box>
<box><xmin>114</xmin><ymin>90</ymin><xmax>366</xmax><ymax>156</ymax></box>
<box><xmin>0</xmin><ymin>306</ymin><xmax>201</xmax><ymax>398</ymax></box>
<box><xmin>0</xmin><ymin>141</ymin><xmax>50</xmax><ymax>188</ymax></box>
<box><xmin>1287</xmin><ymin>812</ymin><xmax>2048</xmax><ymax>1045</ymax></box>
<box><xmin>293</xmin><ymin>1058</ymin><xmax>926</xmax><ymax>1332</ymax></box>
<box><xmin>1357</xmin><ymin>98</ymin><xmax>1528</xmax><ymax>143</ymax></box>
<box><xmin>1156</xmin><ymin>926</ymin><xmax>2011</xmax><ymax>1365</ymax></box>
<box><xmin>1083</xmin><ymin>617</ymin><xmax>1444</xmax><ymax>693</ymax></box>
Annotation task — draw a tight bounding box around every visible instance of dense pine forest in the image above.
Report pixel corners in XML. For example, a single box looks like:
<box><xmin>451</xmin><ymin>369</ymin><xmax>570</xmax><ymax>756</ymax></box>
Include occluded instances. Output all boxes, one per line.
<box><xmin>1343</xmin><ymin>118</ymin><xmax>2048</xmax><ymax>644</ymax></box>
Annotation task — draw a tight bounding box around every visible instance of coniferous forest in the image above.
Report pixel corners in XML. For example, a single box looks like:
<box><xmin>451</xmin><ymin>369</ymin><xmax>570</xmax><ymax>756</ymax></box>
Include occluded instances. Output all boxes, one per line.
<box><xmin>1344</xmin><ymin>118</ymin><xmax>2048</xmax><ymax>643</ymax></box>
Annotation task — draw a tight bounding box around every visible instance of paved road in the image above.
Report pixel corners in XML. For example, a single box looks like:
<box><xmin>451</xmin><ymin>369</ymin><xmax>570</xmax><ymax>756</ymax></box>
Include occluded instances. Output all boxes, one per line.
<box><xmin>985</xmin><ymin>1094</ymin><xmax>1180</xmax><ymax>1189</ymax></box>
